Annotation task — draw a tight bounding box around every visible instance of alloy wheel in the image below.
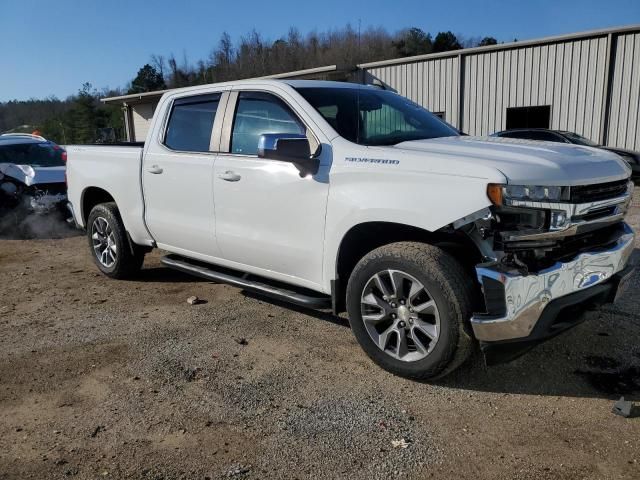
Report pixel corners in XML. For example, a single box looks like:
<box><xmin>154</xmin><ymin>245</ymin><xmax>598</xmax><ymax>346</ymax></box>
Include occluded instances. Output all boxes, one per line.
<box><xmin>360</xmin><ymin>269</ymin><xmax>440</xmax><ymax>362</ymax></box>
<box><xmin>91</xmin><ymin>216</ymin><xmax>117</xmax><ymax>268</ymax></box>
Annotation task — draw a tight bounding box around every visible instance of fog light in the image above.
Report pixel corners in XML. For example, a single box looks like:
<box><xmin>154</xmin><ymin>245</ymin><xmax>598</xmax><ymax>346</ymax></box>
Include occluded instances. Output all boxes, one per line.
<box><xmin>551</xmin><ymin>211</ymin><xmax>568</xmax><ymax>228</ymax></box>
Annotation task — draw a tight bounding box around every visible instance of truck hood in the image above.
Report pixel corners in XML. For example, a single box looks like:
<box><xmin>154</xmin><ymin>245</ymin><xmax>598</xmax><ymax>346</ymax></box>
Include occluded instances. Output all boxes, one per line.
<box><xmin>392</xmin><ymin>136</ymin><xmax>631</xmax><ymax>186</ymax></box>
<box><xmin>0</xmin><ymin>163</ymin><xmax>66</xmax><ymax>186</ymax></box>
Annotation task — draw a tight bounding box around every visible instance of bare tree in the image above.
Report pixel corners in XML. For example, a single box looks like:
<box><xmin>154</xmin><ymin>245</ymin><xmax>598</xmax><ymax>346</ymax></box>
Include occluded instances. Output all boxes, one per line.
<box><xmin>150</xmin><ymin>54</ymin><xmax>166</xmax><ymax>79</ymax></box>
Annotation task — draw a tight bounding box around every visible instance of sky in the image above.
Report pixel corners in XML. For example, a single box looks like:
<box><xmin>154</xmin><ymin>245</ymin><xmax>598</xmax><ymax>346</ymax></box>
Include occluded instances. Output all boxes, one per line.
<box><xmin>1</xmin><ymin>0</ymin><xmax>639</xmax><ymax>101</ymax></box>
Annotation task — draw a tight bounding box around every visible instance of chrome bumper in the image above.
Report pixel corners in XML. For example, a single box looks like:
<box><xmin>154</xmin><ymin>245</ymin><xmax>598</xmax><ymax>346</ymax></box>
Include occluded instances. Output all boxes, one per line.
<box><xmin>471</xmin><ymin>222</ymin><xmax>635</xmax><ymax>342</ymax></box>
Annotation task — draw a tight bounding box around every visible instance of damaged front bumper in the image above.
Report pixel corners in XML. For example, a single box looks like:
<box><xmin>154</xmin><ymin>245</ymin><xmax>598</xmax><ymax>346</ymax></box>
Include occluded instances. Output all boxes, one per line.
<box><xmin>471</xmin><ymin>222</ymin><xmax>635</xmax><ymax>362</ymax></box>
<box><xmin>29</xmin><ymin>193</ymin><xmax>67</xmax><ymax>214</ymax></box>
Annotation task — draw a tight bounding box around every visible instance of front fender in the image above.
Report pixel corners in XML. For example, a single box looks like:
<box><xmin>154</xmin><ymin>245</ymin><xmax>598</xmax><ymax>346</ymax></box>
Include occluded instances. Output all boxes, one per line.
<box><xmin>322</xmin><ymin>170</ymin><xmax>497</xmax><ymax>291</ymax></box>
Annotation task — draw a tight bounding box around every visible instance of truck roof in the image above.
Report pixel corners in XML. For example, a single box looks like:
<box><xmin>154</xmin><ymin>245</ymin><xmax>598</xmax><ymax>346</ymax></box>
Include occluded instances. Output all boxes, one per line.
<box><xmin>281</xmin><ymin>80</ymin><xmax>379</xmax><ymax>90</ymax></box>
<box><xmin>159</xmin><ymin>79</ymin><xmax>379</xmax><ymax>98</ymax></box>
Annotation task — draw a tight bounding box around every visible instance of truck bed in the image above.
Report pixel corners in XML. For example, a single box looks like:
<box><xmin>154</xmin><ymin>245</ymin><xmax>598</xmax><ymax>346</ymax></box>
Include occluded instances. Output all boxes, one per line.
<box><xmin>65</xmin><ymin>144</ymin><xmax>153</xmax><ymax>246</ymax></box>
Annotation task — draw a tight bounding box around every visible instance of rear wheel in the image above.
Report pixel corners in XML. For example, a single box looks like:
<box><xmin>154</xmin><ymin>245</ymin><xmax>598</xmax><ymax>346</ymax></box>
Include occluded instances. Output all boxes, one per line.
<box><xmin>346</xmin><ymin>242</ymin><xmax>474</xmax><ymax>380</ymax></box>
<box><xmin>87</xmin><ymin>202</ymin><xmax>145</xmax><ymax>279</ymax></box>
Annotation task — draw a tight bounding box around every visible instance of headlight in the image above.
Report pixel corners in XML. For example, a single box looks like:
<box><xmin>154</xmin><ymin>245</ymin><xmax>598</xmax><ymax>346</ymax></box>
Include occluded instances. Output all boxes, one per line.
<box><xmin>487</xmin><ymin>184</ymin><xmax>570</xmax><ymax>205</ymax></box>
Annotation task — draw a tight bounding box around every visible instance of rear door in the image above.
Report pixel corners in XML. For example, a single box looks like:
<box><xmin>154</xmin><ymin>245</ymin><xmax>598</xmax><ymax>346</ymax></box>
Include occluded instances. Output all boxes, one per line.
<box><xmin>142</xmin><ymin>90</ymin><xmax>228</xmax><ymax>258</ymax></box>
<box><xmin>212</xmin><ymin>88</ymin><xmax>330</xmax><ymax>288</ymax></box>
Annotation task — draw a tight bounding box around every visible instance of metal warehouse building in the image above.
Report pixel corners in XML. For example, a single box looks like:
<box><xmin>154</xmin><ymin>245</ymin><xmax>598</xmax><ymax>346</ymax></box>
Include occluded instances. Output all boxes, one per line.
<box><xmin>104</xmin><ymin>24</ymin><xmax>640</xmax><ymax>151</ymax></box>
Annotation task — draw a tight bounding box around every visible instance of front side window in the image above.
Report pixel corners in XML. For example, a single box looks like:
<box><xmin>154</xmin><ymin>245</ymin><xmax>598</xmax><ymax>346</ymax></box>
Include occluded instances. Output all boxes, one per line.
<box><xmin>296</xmin><ymin>87</ymin><xmax>458</xmax><ymax>146</ymax></box>
<box><xmin>230</xmin><ymin>92</ymin><xmax>305</xmax><ymax>155</ymax></box>
<box><xmin>164</xmin><ymin>93</ymin><xmax>221</xmax><ymax>152</ymax></box>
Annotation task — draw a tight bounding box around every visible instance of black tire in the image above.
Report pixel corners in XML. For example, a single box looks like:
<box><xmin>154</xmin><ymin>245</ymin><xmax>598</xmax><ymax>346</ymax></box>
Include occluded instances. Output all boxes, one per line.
<box><xmin>346</xmin><ymin>242</ymin><xmax>474</xmax><ymax>380</ymax></box>
<box><xmin>86</xmin><ymin>202</ymin><xmax>145</xmax><ymax>279</ymax></box>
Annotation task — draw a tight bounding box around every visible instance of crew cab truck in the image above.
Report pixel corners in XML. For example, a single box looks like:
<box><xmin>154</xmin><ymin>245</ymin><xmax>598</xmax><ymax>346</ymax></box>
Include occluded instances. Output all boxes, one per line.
<box><xmin>66</xmin><ymin>80</ymin><xmax>635</xmax><ymax>379</ymax></box>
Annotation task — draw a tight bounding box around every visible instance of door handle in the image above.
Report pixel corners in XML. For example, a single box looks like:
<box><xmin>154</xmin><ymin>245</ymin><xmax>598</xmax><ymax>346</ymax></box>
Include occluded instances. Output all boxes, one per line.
<box><xmin>217</xmin><ymin>171</ymin><xmax>241</xmax><ymax>182</ymax></box>
<box><xmin>147</xmin><ymin>165</ymin><xmax>163</xmax><ymax>174</ymax></box>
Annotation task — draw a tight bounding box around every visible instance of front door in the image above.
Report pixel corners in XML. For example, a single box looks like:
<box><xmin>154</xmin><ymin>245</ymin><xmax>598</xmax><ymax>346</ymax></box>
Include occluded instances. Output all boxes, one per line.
<box><xmin>142</xmin><ymin>92</ymin><xmax>225</xmax><ymax>258</ymax></box>
<box><xmin>213</xmin><ymin>90</ymin><xmax>330</xmax><ymax>288</ymax></box>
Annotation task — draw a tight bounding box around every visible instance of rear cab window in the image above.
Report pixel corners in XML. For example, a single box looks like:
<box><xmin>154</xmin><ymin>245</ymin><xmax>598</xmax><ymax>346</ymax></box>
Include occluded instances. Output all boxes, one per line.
<box><xmin>164</xmin><ymin>93</ymin><xmax>221</xmax><ymax>152</ymax></box>
<box><xmin>0</xmin><ymin>141</ymin><xmax>65</xmax><ymax>167</ymax></box>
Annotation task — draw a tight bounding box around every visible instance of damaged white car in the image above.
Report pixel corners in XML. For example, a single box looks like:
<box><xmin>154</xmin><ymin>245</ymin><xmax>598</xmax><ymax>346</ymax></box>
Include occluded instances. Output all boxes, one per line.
<box><xmin>0</xmin><ymin>134</ymin><xmax>68</xmax><ymax>215</ymax></box>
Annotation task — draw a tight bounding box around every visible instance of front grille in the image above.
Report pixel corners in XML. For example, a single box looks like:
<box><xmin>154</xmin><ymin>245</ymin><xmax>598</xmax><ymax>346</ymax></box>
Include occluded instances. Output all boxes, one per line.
<box><xmin>551</xmin><ymin>223</ymin><xmax>623</xmax><ymax>263</ymax></box>
<box><xmin>500</xmin><ymin>222</ymin><xmax>624</xmax><ymax>272</ymax></box>
<box><xmin>574</xmin><ymin>206</ymin><xmax>618</xmax><ymax>222</ymax></box>
<box><xmin>570</xmin><ymin>179</ymin><xmax>628</xmax><ymax>203</ymax></box>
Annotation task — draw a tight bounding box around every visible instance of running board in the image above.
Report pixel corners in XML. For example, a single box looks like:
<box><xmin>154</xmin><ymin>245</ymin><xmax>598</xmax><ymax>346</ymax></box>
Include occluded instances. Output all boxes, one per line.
<box><xmin>161</xmin><ymin>254</ymin><xmax>331</xmax><ymax>309</ymax></box>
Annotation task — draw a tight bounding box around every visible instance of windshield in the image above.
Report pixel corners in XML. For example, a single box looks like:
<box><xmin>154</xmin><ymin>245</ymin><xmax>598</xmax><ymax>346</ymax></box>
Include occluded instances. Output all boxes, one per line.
<box><xmin>0</xmin><ymin>142</ymin><xmax>65</xmax><ymax>167</ymax></box>
<box><xmin>295</xmin><ymin>86</ymin><xmax>459</xmax><ymax>146</ymax></box>
<box><xmin>562</xmin><ymin>132</ymin><xmax>599</xmax><ymax>147</ymax></box>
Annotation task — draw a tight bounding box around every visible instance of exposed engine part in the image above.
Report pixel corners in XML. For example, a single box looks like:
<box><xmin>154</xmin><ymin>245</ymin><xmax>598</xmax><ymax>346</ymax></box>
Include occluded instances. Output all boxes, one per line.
<box><xmin>452</xmin><ymin>207</ymin><xmax>492</xmax><ymax>229</ymax></box>
<box><xmin>453</xmin><ymin>209</ymin><xmax>499</xmax><ymax>263</ymax></box>
<box><xmin>454</xmin><ymin>180</ymin><xmax>631</xmax><ymax>276</ymax></box>
<box><xmin>29</xmin><ymin>192</ymin><xmax>68</xmax><ymax>214</ymax></box>
<box><xmin>499</xmin><ymin>252</ymin><xmax>529</xmax><ymax>276</ymax></box>
<box><xmin>463</xmin><ymin>209</ymin><xmax>628</xmax><ymax>275</ymax></box>
<box><xmin>0</xmin><ymin>173</ymin><xmax>67</xmax><ymax>216</ymax></box>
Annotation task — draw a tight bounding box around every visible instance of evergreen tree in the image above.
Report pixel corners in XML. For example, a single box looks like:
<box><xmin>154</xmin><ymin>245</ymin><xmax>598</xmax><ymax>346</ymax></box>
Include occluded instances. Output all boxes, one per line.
<box><xmin>432</xmin><ymin>31</ymin><xmax>462</xmax><ymax>53</ymax></box>
<box><xmin>393</xmin><ymin>28</ymin><xmax>432</xmax><ymax>57</ymax></box>
<box><xmin>128</xmin><ymin>64</ymin><xmax>166</xmax><ymax>94</ymax></box>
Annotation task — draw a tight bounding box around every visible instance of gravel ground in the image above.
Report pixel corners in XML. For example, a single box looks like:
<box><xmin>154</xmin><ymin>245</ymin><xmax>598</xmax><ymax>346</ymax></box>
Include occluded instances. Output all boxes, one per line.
<box><xmin>1</xmin><ymin>193</ymin><xmax>640</xmax><ymax>479</ymax></box>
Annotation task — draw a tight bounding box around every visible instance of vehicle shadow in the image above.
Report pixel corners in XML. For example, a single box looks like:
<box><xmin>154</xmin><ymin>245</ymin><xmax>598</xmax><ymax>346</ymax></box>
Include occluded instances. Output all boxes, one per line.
<box><xmin>435</xmin><ymin>306</ymin><xmax>640</xmax><ymax>401</ymax></box>
<box><xmin>431</xmin><ymin>251</ymin><xmax>640</xmax><ymax>401</ymax></box>
<box><xmin>134</xmin><ymin>266</ymin><xmax>210</xmax><ymax>283</ymax></box>
<box><xmin>132</xmin><ymin>265</ymin><xmax>348</xmax><ymax>326</ymax></box>
<box><xmin>136</xmin><ymin>257</ymin><xmax>640</xmax><ymax>401</ymax></box>
<box><xmin>239</xmin><ymin>276</ymin><xmax>640</xmax><ymax>401</ymax></box>
<box><xmin>241</xmin><ymin>291</ymin><xmax>349</xmax><ymax>328</ymax></box>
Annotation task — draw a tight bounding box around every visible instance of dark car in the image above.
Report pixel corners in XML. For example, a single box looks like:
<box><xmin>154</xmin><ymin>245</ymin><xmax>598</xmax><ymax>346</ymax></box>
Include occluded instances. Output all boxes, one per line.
<box><xmin>492</xmin><ymin>128</ymin><xmax>640</xmax><ymax>177</ymax></box>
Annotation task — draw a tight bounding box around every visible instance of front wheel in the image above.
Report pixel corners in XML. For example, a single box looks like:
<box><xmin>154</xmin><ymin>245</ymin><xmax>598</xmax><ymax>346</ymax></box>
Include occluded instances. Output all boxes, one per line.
<box><xmin>346</xmin><ymin>242</ymin><xmax>474</xmax><ymax>380</ymax></box>
<box><xmin>87</xmin><ymin>202</ymin><xmax>145</xmax><ymax>279</ymax></box>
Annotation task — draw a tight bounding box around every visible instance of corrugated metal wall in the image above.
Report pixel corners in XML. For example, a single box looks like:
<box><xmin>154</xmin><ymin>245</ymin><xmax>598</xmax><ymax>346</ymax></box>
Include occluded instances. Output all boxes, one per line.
<box><xmin>462</xmin><ymin>37</ymin><xmax>609</xmax><ymax>138</ymax></box>
<box><xmin>608</xmin><ymin>32</ymin><xmax>640</xmax><ymax>150</ymax></box>
<box><xmin>365</xmin><ymin>56</ymin><xmax>460</xmax><ymax>126</ymax></box>
<box><xmin>362</xmin><ymin>27</ymin><xmax>640</xmax><ymax>150</ymax></box>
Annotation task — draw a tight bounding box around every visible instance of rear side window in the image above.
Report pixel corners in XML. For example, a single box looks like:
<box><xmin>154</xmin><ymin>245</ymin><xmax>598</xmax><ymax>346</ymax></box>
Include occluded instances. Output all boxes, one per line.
<box><xmin>0</xmin><ymin>142</ymin><xmax>65</xmax><ymax>167</ymax></box>
<box><xmin>164</xmin><ymin>94</ymin><xmax>221</xmax><ymax>152</ymax></box>
<box><xmin>230</xmin><ymin>92</ymin><xmax>305</xmax><ymax>155</ymax></box>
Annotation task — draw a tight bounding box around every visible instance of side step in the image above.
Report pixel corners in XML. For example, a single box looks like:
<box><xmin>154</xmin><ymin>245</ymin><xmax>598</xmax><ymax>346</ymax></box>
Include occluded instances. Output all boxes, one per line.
<box><xmin>161</xmin><ymin>254</ymin><xmax>331</xmax><ymax>309</ymax></box>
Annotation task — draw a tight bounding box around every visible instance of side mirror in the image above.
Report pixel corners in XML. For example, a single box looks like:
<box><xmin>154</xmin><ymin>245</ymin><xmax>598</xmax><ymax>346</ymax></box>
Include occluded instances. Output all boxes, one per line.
<box><xmin>257</xmin><ymin>133</ymin><xmax>320</xmax><ymax>177</ymax></box>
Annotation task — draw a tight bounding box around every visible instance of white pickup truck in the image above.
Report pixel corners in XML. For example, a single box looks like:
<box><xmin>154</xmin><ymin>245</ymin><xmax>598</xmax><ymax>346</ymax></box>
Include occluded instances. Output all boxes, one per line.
<box><xmin>67</xmin><ymin>79</ymin><xmax>635</xmax><ymax>379</ymax></box>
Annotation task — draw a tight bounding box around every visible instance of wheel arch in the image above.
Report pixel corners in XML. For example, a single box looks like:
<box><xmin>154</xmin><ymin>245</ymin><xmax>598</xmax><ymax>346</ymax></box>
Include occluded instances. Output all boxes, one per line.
<box><xmin>81</xmin><ymin>186</ymin><xmax>115</xmax><ymax>225</ymax></box>
<box><xmin>332</xmin><ymin>221</ymin><xmax>482</xmax><ymax>314</ymax></box>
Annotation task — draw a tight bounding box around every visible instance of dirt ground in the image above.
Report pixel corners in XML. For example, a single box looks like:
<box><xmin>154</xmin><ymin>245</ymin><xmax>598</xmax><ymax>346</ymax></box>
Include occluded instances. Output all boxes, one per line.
<box><xmin>1</xmin><ymin>197</ymin><xmax>640</xmax><ymax>480</ymax></box>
